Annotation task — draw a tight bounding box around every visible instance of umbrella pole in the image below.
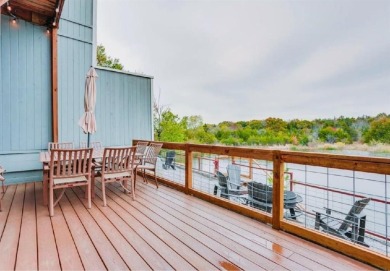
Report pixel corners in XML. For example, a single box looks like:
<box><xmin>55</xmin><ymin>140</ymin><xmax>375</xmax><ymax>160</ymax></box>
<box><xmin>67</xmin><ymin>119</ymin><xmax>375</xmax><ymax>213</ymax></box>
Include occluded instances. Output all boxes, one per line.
<box><xmin>87</xmin><ymin>133</ymin><xmax>90</xmax><ymax>148</ymax></box>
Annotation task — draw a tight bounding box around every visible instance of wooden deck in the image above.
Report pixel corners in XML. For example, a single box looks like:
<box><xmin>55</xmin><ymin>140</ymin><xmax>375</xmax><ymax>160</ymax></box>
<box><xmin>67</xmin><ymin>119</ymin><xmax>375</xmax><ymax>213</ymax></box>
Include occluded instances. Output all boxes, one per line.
<box><xmin>0</xmin><ymin>178</ymin><xmax>376</xmax><ymax>270</ymax></box>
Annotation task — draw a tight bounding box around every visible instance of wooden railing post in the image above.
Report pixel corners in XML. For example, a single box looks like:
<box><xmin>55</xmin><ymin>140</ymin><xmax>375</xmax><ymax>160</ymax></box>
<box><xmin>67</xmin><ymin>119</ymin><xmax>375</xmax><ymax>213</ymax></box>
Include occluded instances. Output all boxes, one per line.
<box><xmin>272</xmin><ymin>151</ymin><xmax>284</xmax><ymax>229</ymax></box>
<box><xmin>185</xmin><ymin>144</ymin><xmax>192</xmax><ymax>194</ymax></box>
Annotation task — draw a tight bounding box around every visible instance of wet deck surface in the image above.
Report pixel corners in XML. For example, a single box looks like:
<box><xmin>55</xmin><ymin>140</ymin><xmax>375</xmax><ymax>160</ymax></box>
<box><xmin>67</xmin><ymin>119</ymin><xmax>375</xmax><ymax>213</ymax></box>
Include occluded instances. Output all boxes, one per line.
<box><xmin>0</xmin><ymin>177</ymin><xmax>376</xmax><ymax>270</ymax></box>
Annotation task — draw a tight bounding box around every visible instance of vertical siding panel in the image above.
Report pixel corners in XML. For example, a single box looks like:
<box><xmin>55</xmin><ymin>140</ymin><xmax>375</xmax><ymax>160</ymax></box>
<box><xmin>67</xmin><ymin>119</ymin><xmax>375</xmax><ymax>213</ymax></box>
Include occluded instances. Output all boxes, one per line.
<box><xmin>33</xmin><ymin>26</ymin><xmax>42</xmax><ymax>150</ymax></box>
<box><xmin>41</xmin><ymin>30</ymin><xmax>51</xmax><ymax>147</ymax></box>
<box><xmin>86</xmin><ymin>0</ymin><xmax>92</xmax><ymax>26</ymax></box>
<box><xmin>80</xmin><ymin>0</ymin><xmax>86</xmax><ymax>26</ymax></box>
<box><xmin>26</xmin><ymin>23</ymin><xmax>34</xmax><ymax>150</ymax></box>
<box><xmin>19</xmin><ymin>21</ymin><xmax>27</xmax><ymax>150</ymax></box>
<box><xmin>1</xmin><ymin>18</ymin><xmax>11</xmax><ymax>151</ymax></box>
<box><xmin>10</xmin><ymin>20</ymin><xmax>19</xmax><ymax>150</ymax></box>
<box><xmin>0</xmin><ymin>14</ymin><xmax>2</xmax><ymax>151</ymax></box>
<box><xmin>123</xmin><ymin>76</ymin><xmax>130</xmax><ymax>144</ymax></box>
<box><xmin>93</xmin><ymin>69</ymin><xmax>152</xmax><ymax>146</ymax></box>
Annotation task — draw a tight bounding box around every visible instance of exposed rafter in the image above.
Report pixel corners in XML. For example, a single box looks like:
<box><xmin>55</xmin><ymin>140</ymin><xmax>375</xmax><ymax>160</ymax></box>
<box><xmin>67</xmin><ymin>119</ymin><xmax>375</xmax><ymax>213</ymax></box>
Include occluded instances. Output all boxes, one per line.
<box><xmin>0</xmin><ymin>0</ymin><xmax>65</xmax><ymax>27</ymax></box>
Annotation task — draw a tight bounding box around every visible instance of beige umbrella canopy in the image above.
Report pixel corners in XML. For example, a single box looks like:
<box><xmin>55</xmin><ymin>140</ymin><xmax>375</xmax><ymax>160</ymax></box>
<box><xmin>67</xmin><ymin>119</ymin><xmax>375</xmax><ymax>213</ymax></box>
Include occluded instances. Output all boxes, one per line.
<box><xmin>78</xmin><ymin>67</ymin><xmax>98</xmax><ymax>146</ymax></box>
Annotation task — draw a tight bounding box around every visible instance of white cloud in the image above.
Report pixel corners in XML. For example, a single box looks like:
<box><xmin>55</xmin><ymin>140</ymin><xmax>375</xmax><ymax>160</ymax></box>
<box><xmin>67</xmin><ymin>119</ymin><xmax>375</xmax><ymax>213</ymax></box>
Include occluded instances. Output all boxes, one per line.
<box><xmin>97</xmin><ymin>0</ymin><xmax>390</xmax><ymax>124</ymax></box>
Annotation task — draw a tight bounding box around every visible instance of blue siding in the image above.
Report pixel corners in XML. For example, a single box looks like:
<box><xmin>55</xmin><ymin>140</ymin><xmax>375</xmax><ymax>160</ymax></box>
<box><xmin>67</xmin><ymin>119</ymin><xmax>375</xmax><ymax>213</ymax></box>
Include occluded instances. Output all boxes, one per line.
<box><xmin>58</xmin><ymin>0</ymin><xmax>94</xmax><ymax>144</ymax></box>
<box><xmin>1</xmin><ymin>0</ymin><xmax>153</xmax><ymax>184</ymax></box>
<box><xmin>0</xmin><ymin>15</ymin><xmax>51</xmax><ymax>183</ymax></box>
<box><xmin>93</xmin><ymin>69</ymin><xmax>153</xmax><ymax>147</ymax></box>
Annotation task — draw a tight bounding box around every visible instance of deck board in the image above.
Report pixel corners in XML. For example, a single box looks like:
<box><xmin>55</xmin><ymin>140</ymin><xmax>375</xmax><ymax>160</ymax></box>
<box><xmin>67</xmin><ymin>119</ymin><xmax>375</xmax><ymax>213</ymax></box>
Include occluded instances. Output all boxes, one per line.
<box><xmin>0</xmin><ymin>184</ymin><xmax>25</xmax><ymax>270</ymax></box>
<box><xmin>16</xmin><ymin>183</ymin><xmax>37</xmax><ymax>270</ymax></box>
<box><xmin>35</xmin><ymin>182</ymin><xmax>61</xmax><ymax>270</ymax></box>
<box><xmin>51</xmin><ymin>190</ymin><xmax>84</xmax><ymax>270</ymax></box>
<box><xmin>0</xmin><ymin>180</ymin><xmax>377</xmax><ymax>271</ymax></box>
<box><xmin>64</xmin><ymin>188</ymin><xmax>128</xmax><ymax>270</ymax></box>
<box><xmin>147</xmin><ymin>182</ymin><xmax>374</xmax><ymax>270</ymax></box>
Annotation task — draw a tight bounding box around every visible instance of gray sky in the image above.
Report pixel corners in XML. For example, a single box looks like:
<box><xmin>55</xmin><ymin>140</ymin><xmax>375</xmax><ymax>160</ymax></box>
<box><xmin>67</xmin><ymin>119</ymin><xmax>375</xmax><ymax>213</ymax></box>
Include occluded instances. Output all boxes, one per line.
<box><xmin>97</xmin><ymin>0</ymin><xmax>390</xmax><ymax>124</ymax></box>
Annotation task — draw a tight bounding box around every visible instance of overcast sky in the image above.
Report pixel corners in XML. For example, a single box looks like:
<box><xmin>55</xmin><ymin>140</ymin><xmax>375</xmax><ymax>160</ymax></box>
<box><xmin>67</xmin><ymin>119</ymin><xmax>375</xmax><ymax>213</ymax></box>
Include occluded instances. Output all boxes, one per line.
<box><xmin>97</xmin><ymin>0</ymin><xmax>390</xmax><ymax>124</ymax></box>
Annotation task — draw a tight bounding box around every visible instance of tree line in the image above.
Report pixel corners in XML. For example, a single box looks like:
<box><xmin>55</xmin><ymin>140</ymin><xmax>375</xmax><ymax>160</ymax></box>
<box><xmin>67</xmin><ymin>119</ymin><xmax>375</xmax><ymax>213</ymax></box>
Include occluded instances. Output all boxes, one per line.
<box><xmin>94</xmin><ymin>46</ymin><xmax>390</xmax><ymax>146</ymax></box>
<box><xmin>154</xmin><ymin>108</ymin><xmax>390</xmax><ymax>146</ymax></box>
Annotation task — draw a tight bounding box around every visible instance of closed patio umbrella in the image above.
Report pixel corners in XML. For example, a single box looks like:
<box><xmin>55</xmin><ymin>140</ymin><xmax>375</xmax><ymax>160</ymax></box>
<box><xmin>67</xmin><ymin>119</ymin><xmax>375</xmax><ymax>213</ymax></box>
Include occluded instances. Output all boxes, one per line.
<box><xmin>78</xmin><ymin>66</ymin><xmax>98</xmax><ymax>147</ymax></box>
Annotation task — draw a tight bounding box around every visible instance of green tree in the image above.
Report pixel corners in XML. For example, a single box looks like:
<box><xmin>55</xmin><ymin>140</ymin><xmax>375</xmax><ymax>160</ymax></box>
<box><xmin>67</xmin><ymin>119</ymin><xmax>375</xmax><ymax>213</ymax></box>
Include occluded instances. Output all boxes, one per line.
<box><xmin>364</xmin><ymin>115</ymin><xmax>390</xmax><ymax>143</ymax></box>
<box><xmin>158</xmin><ymin>110</ymin><xmax>186</xmax><ymax>142</ymax></box>
<box><xmin>318</xmin><ymin>127</ymin><xmax>351</xmax><ymax>143</ymax></box>
<box><xmin>97</xmin><ymin>44</ymin><xmax>124</xmax><ymax>70</ymax></box>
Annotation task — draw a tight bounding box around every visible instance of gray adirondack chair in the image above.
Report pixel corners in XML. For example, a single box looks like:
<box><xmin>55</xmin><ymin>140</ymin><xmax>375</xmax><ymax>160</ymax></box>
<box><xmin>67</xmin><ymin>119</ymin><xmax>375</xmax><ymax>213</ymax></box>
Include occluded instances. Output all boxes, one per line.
<box><xmin>315</xmin><ymin>197</ymin><xmax>371</xmax><ymax>246</ymax></box>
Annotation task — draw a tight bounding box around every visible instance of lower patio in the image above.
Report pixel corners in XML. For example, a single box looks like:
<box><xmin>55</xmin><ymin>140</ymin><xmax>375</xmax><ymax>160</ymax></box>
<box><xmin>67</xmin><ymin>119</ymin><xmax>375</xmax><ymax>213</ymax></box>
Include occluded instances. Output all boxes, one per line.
<box><xmin>0</xmin><ymin>178</ymin><xmax>375</xmax><ymax>270</ymax></box>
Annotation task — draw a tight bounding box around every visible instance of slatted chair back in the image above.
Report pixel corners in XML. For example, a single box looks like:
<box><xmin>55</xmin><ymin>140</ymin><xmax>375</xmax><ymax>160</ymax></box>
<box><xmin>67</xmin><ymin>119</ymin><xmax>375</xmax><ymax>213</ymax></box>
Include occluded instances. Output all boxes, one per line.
<box><xmin>48</xmin><ymin>142</ymin><xmax>74</xmax><ymax>152</ymax></box>
<box><xmin>80</xmin><ymin>141</ymin><xmax>103</xmax><ymax>150</ymax></box>
<box><xmin>49</xmin><ymin>148</ymin><xmax>93</xmax><ymax>180</ymax></box>
<box><xmin>216</xmin><ymin>171</ymin><xmax>228</xmax><ymax>188</ymax></box>
<box><xmin>227</xmin><ymin>164</ymin><xmax>242</xmax><ymax>190</ymax></box>
<box><xmin>339</xmin><ymin>198</ymin><xmax>371</xmax><ymax>232</ymax></box>
<box><xmin>135</xmin><ymin>141</ymin><xmax>149</xmax><ymax>155</ymax></box>
<box><xmin>248</xmin><ymin>182</ymin><xmax>273</xmax><ymax>203</ymax></box>
<box><xmin>101</xmin><ymin>147</ymin><xmax>136</xmax><ymax>175</ymax></box>
<box><xmin>143</xmin><ymin>143</ymin><xmax>163</xmax><ymax>166</ymax></box>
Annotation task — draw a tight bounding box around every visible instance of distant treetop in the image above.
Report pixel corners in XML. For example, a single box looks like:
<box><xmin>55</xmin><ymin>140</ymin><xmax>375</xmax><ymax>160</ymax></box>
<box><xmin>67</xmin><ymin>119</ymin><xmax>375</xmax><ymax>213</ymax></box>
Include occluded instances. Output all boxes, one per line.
<box><xmin>97</xmin><ymin>44</ymin><xmax>124</xmax><ymax>71</ymax></box>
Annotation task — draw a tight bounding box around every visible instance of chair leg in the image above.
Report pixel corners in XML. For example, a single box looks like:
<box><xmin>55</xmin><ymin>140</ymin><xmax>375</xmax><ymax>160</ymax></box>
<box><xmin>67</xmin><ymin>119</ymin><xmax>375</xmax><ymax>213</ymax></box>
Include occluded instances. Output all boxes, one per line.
<box><xmin>43</xmin><ymin>170</ymin><xmax>48</xmax><ymax>206</ymax></box>
<box><xmin>102</xmin><ymin>179</ymin><xmax>107</xmax><ymax>207</ymax></box>
<box><xmin>123</xmin><ymin>179</ymin><xmax>128</xmax><ymax>194</ymax></box>
<box><xmin>49</xmin><ymin>186</ymin><xmax>54</xmax><ymax>217</ymax></box>
<box><xmin>87</xmin><ymin>182</ymin><xmax>91</xmax><ymax>209</ymax></box>
<box><xmin>154</xmin><ymin>170</ymin><xmax>158</xmax><ymax>189</ymax></box>
<box><xmin>315</xmin><ymin>213</ymin><xmax>321</xmax><ymax>230</ymax></box>
<box><xmin>131</xmin><ymin>176</ymin><xmax>135</xmax><ymax>200</ymax></box>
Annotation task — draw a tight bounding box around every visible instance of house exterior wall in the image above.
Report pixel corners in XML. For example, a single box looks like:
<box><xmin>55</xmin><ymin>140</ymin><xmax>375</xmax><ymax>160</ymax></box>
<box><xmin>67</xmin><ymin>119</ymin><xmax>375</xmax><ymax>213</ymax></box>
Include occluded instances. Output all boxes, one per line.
<box><xmin>93</xmin><ymin>67</ymin><xmax>153</xmax><ymax>147</ymax></box>
<box><xmin>58</xmin><ymin>0</ymin><xmax>94</xmax><ymax>144</ymax></box>
<box><xmin>0</xmin><ymin>14</ymin><xmax>51</xmax><ymax>183</ymax></box>
<box><xmin>58</xmin><ymin>0</ymin><xmax>153</xmax><ymax>147</ymax></box>
<box><xmin>0</xmin><ymin>0</ymin><xmax>153</xmax><ymax>184</ymax></box>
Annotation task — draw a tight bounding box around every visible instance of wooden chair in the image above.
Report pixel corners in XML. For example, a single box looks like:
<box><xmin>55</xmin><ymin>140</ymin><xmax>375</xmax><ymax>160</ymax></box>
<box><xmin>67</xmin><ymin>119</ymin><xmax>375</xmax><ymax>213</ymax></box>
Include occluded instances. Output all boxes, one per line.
<box><xmin>135</xmin><ymin>141</ymin><xmax>149</xmax><ymax>156</ymax></box>
<box><xmin>48</xmin><ymin>148</ymin><xmax>93</xmax><ymax>216</ymax></box>
<box><xmin>0</xmin><ymin>166</ymin><xmax>5</xmax><ymax>194</ymax></box>
<box><xmin>80</xmin><ymin>141</ymin><xmax>103</xmax><ymax>150</ymax></box>
<box><xmin>137</xmin><ymin>143</ymin><xmax>163</xmax><ymax>188</ymax></box>
<box><xmin>48</xmin><ymin>142</ymin><xmax>74</xmax><ymax>152</ymax></box>
<box><xmin>99</xmin><ymin>146</ymin><xmax>137</xmax><ymax>207</ymax></box>
<box><xmin>0</xmin><ymin>166</ymin><xmax>5</xmax><ymax>212</ymax></box>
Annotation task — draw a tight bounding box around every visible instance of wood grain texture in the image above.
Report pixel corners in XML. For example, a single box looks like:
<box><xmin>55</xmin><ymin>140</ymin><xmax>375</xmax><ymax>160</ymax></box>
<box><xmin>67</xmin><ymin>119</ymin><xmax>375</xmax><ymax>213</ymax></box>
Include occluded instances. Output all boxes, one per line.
<box><xmin>0</xmin><ymin>181</ymin><xmax>378</xmax><ymax>271</ymax></box>
<box><xmin>15</xmin><ymin>183</ymin><xmax>37</xmax><ymax>270</ymax></box>
<box><xmin>51</xmin><ymin>27</ymin><xmax>58</xmax><ymax>142</ymax></box>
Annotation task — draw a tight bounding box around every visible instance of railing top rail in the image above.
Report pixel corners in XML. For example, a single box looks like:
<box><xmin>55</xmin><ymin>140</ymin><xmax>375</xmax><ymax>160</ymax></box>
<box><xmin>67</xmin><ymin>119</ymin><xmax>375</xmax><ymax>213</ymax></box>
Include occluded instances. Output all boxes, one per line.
<box><xmin>280</xmin><ymin>149</ymin><xmax>390</xmax><ymax>164</ymax></box>
<box><xmin>134</xmin><ymin>140</ymin><xmax>390</xmax><ymax>174</ymax></box>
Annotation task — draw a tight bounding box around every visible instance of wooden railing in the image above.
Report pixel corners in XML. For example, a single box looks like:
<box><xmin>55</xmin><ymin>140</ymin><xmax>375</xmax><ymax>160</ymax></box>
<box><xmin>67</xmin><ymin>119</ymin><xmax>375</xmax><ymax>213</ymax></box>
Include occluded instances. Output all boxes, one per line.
<box><xmin>133</xmin><ymin>140</ymin><xmax>390</xmax><ymax>269</ymax></box>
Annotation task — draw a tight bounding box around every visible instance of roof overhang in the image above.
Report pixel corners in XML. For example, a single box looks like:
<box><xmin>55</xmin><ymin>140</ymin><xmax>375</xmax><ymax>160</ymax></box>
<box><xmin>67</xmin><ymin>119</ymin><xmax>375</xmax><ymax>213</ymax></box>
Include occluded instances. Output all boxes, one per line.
<box><xmin>0</xmin><ymin>0</ymin><xmax>65</xmax><ymax>28</ymax></box>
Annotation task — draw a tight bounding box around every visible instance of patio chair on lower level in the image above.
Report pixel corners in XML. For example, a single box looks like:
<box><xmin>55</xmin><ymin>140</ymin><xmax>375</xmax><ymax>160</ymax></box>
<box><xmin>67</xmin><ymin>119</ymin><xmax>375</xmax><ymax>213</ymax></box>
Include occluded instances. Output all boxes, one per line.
<box><xmin>213</xmin><ymin>171</ymin><xmax>229</xmax><ymax>199</ymax></box>
<box><xmin>247</xmin><ymin>182</ymin><xmax>303</xmax><ymax>219</ymax></box>
<box><xmin>162</xmin><ymin>150</ymin><xmax>176</xmax><ymax>170</ymax></box>
<box><xmin>314</xmin><ymin>197</ymin><xmax>371</xmax><ymax>246</ymax></box>
<box><xmin>214</xmin><ymin>169</ymin><xmax>247</xmax><ymax>203</ymax></box>
<box><xmin>49</xmin><ymin>148</ymin><xmax>93</xmax><ymax>216</ymax></box>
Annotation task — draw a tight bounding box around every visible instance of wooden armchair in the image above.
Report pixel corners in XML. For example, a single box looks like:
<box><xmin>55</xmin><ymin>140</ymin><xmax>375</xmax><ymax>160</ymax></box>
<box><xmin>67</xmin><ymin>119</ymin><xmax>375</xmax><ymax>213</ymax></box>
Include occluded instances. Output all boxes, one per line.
<box><xmin>137</xmin><ymin>143</ymin><xmax>163</xmax><ymax>188</ymax></box>
<box><xmin>0</xmin><ymin>166</ymin><xmax>5</xmax><ymax>212</ymax></box>
<box><xmin>80</xmin><ymin>141</ymin><xmax>103</xmax><ymax>150</ymax></box>
<box><xmin>49</xmin><ymin>148</ymin><xmax>93</xmax><ymax>216</ymax></box>
<box><xmin>99</xmin><ymin>146</ymin><xmax>137</xmax><ymax>207</ymax></box>
<box><xmin>48</xmin><ymin>142</ymin><xmax>74</xmax><ymax>151</ymax></box>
